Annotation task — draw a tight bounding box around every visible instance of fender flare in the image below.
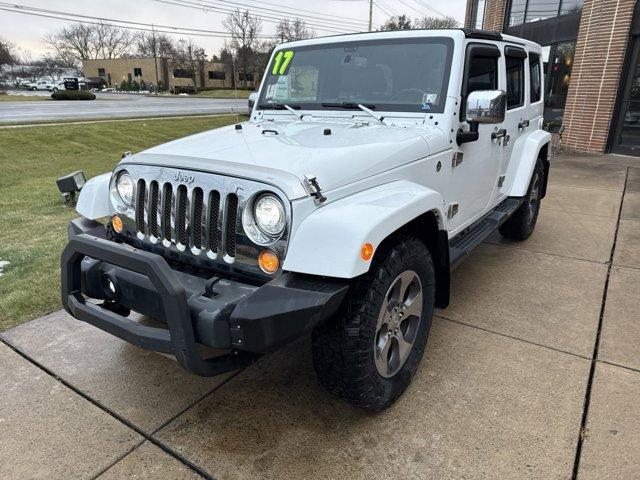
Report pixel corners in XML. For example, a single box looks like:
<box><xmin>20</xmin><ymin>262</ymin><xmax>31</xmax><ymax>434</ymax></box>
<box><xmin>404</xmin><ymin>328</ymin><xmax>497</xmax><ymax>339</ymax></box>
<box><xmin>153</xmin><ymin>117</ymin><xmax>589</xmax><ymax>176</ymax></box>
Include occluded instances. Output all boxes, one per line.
<box><xmin>505</xmin><ymin>129</ymin><xmax>551</xmax><ymax>198</ymax></box>
<box><xmin>76</xmin><ymin>173</ymin><xmax>111</xmax><ymax>219</ymax></box>
<box><xmin>283</xmin><ymin>180</ymin><xmax>446</xmax><ymax>279</ymax></box>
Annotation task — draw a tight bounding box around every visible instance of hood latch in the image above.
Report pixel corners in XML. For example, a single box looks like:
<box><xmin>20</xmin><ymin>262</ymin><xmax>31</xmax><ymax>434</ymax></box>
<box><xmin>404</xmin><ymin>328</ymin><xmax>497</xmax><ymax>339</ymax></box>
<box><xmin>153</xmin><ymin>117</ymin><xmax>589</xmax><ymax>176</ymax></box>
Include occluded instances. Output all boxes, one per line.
<box><xmin>304</xmin><ymin>174</ymin><xmax>326</xmax><ymax>205</ymax></box>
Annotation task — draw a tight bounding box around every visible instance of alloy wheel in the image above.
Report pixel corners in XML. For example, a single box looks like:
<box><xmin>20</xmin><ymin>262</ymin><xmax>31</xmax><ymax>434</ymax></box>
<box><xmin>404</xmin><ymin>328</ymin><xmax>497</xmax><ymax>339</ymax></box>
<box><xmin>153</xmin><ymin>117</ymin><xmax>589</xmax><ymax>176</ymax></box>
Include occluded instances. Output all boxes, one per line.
<box><xmin>374</xmin><ymin>270</ymin><xmax>423</xmax><ymax>378</ymax></box>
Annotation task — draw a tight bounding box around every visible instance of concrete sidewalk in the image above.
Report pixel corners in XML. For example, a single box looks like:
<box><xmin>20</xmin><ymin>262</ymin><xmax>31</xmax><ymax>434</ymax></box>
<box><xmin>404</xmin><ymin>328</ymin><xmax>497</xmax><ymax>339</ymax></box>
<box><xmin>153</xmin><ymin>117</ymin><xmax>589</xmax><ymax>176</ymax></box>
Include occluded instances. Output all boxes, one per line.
<box><xmin>1</xmin><ymin>154</ymin><xmax>639</xmax><ymax>479</ymax></box>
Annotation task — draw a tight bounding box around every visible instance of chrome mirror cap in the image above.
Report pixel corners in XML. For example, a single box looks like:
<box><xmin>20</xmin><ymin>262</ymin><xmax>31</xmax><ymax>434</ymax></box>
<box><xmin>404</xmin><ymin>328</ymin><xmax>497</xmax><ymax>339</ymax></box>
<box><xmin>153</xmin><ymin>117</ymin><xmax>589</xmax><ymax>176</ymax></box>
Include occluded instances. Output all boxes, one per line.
<box><xmin>466</xmin><ymin>90</ymin><xmax>507</xmax><ymax>124</ymax></box>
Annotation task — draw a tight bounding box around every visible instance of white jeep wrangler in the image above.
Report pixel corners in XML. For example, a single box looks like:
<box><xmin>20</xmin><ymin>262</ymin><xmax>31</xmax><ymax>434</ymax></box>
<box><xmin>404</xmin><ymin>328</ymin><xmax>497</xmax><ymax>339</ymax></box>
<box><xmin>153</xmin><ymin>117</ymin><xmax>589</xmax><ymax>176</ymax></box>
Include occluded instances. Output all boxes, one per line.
<box><xmin>62</xmin><ymin>29</ymin><xmax>550</xmax><ymax>411</ymax></box>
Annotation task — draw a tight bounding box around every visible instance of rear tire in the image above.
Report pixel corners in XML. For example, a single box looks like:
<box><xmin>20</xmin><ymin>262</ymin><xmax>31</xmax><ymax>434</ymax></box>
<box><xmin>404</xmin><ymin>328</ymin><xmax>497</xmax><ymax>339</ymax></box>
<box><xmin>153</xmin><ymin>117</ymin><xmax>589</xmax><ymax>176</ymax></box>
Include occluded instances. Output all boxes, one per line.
<box><xmin>312</xmin><ymin>235</ymin><xmax>435</xmax><ymax>411</ymax></box>
<box><xmin>499</xmin><ymin>158</ymin><xmax>544</xmax><ymax>241</ymax></box>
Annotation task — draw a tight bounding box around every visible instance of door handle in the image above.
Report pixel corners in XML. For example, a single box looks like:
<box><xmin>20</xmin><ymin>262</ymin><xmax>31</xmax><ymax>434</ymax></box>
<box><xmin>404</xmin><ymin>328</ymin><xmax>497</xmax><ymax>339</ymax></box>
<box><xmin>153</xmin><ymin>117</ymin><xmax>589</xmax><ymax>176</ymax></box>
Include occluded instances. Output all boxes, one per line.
<box><xmin>518</xmin><ymin>120</ymin><xmax>530</xmax><ymax>130</ymax></box>
<box><xmin>491</xmin><ymin>128</ymin><xmax>507</xmax><ymax>140</ymax></box>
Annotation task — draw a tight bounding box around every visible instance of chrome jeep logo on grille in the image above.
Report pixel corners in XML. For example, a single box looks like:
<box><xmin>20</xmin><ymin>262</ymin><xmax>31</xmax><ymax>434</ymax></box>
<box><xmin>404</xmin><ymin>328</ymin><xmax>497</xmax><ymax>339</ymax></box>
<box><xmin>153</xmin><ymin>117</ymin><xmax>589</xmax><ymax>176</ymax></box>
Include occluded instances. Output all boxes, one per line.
<box><xmin>174</xmin><ymin>171</ymin><xmax>195</xmax><ymax>184</ymax></box>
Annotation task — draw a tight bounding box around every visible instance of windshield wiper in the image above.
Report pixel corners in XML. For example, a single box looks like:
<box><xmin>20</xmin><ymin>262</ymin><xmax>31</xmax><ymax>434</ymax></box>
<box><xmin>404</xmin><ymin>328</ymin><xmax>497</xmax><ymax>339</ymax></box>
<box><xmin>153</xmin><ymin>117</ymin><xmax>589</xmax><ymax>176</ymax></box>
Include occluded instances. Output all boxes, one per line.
<box><xmin>321</xmin><ymin>102</ymin><xmax>376</xmax><ymax>109</ymax></box>
<box><xmin>356</xmin><ymin>104</ymin><xmax>386</xmax><ymax>125</ymax></box>
<box><xmin>257</xmin><ymin>103</ymin><xmax>304</xmax><ymax>121</ymax></box>
<box><xmin>257</xmin><ymin>103</ymin><xmax>301</xmax><ymax>110</ymax></box>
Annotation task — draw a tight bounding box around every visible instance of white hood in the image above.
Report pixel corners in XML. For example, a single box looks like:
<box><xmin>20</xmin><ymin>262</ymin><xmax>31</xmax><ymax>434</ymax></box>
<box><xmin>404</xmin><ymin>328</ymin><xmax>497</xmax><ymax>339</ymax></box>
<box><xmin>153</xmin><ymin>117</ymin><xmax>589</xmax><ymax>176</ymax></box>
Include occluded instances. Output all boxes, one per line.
<box><xmin>123</xmin><ymin>119</ymin><xmax>449</xmax><ymax>200</ymax></box>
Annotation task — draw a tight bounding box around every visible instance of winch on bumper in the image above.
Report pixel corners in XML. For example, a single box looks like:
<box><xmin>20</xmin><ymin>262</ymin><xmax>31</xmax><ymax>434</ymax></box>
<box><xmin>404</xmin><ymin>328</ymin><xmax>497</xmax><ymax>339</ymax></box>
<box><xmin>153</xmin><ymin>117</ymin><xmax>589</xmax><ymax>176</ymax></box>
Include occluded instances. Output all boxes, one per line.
<box><xmin>61</xmin><ymin>217</ymin><xmax>349</xmax><ymax>376</ymax></box>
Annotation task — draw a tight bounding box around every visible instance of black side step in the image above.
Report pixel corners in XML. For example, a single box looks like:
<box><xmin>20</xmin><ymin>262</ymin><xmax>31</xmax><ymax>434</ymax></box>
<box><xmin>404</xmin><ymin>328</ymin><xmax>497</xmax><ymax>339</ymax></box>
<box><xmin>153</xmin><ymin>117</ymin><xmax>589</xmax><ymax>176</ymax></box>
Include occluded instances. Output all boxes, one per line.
<box><xmin>449</xmin><ymin>197</ymin><xmax>523</xmax><ymax>269</ymax></box>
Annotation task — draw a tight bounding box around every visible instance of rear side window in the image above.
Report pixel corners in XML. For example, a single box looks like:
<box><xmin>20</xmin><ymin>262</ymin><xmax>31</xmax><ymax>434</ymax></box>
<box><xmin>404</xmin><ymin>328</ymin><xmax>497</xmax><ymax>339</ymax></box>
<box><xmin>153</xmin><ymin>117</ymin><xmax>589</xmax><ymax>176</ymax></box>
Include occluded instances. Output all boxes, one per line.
<box><xmin>505</xmin><ymin>55</ymin><xmax>525</xmax><ymax>109</ymax></box>
<box><xmin>529</xmin><ymin>53</ymin><xmax>542</xmax><ymax>103</ymax></box>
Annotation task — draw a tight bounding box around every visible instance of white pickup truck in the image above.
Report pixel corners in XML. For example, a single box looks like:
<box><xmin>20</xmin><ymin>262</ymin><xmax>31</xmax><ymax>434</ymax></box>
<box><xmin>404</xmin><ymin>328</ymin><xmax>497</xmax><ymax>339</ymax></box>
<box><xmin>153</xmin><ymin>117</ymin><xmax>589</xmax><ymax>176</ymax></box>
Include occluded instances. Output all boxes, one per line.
<box><xmin>62</xmin><ymin>28</ymin><xmax>551</xmax><ymax>411</ymax></box>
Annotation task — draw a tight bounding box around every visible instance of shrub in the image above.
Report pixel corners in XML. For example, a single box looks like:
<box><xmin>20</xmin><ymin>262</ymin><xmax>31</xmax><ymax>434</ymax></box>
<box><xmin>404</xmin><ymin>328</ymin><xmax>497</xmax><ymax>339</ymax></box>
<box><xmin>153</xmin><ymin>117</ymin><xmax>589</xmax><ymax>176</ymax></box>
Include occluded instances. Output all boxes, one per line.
<box><xmin>139</xmin><ymin>79</ymin><xmax>146</xmax><ymax>91</ymax></box>
<box><xmin>120</xmin><ymin>80</ymin><xmax>127</xmax><ymax>91</ymax></box>
<box><xmin>51</xmin><ymin>90</ymin><xmax>96</xmax><ymax>101</ymax></box>
<box><xmin>132</xmin><ymin>80</ymin><xmax>140</xmax><ymax>91</ymax></box>
<box><xmin>157</xmin><ymin>80</ymin><xmax>165</xmax><ymax>92</ymax></box>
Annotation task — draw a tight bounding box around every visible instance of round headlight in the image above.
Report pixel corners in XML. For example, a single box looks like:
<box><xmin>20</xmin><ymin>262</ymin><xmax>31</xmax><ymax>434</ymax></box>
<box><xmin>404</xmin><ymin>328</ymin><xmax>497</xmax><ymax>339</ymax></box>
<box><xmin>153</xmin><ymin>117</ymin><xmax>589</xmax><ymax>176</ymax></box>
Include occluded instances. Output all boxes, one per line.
<box><xmin>254</xmin><ymin>194</ymin><xmax>285</xmax><ymax>236</ymax></box>
<box><xmin>116</xmin><ymin>171</ymin><xmax>134</xmax><ymax>206</ymax></box>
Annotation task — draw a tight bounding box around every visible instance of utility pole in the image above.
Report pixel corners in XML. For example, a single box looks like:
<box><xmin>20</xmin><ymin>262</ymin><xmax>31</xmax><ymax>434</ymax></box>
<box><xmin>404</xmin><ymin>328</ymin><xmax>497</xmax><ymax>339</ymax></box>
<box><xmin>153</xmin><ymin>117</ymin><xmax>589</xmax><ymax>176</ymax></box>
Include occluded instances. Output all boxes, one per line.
<box><xmin>152</xmin><ymin>24</ymin><xmax>159</xmax><ymax>95</ymax></box>
<box><xmin>368</xmin><ymin>0</ymin><xmax>373</xmax><ymax>31</ymax></box>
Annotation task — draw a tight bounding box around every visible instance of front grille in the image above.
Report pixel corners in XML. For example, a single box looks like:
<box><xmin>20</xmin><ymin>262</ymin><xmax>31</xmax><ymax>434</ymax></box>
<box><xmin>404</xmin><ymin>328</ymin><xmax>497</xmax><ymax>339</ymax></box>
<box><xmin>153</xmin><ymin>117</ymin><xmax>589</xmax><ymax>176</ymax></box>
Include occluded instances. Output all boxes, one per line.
<box><xmin>134</xmin><ymin>178</ymin><xmax>239</xmax><ymax>260</ymax></box>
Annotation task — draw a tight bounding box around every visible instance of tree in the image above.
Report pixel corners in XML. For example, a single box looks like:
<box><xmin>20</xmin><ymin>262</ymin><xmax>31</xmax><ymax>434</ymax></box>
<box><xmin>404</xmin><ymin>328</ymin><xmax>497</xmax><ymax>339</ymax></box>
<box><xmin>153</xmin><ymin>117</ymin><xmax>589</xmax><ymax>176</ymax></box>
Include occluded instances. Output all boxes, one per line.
<box><xmin>135</xmin><ymin>32</ymin><xmax>177</xmax><ymax>58</ymax></box>
<box><xmin>415</xmin><ymin>16</ymin><xmax>459</xmax><ymax>29</ymax></box>
<box><xmin>0</xmin><ymin>37</ymin><xmax>16</xmax><ymax>68</ymax></box>
<box><xmin>275</xmin><ymin>18</ymin><xmax>314</xmax><ymax>42</ymax></box>
<box><xmin>223</xmin><ymin>9</ymin><xmax>262</xmax><ymax>88</ymax></box>
<box><xmin>172</xmin><ymin>38</ymin><xmax>207</xmax><ymax>92</ymax></box>
<box><xmin>381</xmin><ymin>15</ymin><xmax>413</xmax><ymax>31</ymax></box>
<box><xmin>45</xmin><ymin>22</ymin><xmax>132</xmax><ymax>74</ymax></box>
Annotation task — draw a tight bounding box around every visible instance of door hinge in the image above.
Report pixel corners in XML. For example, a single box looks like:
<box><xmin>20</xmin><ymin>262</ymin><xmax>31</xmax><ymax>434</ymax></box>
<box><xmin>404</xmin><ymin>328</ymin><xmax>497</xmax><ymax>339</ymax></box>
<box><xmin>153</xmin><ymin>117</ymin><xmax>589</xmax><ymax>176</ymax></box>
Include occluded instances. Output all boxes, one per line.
<box><xmin>498</xmin><ymin>175</ymin><xmax>506</xmax><ymax>187</ymax></box>
<box><xmin>447</xmin><ymin>203</ymin><xmax>459</xmax><ymax>219</ymax></box>
<box><xmin>452</xmin><ymin>151</ymin><xmax>463</xmax><ymax>168</ymax></box>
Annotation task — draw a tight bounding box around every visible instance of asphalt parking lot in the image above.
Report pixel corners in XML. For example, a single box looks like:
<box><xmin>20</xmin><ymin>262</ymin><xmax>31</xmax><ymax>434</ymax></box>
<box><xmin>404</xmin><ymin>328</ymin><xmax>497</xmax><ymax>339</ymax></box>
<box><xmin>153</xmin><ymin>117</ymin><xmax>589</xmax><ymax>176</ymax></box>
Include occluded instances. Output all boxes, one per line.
<box><xmin>0</xmin><ymin>91</ymin><xmax>248</xmax><ymax>124</ymax></box>
<box><xmin>1</xmin><ymin>154</ymin><xmax>639</xmax><ymax>479</ymax></box>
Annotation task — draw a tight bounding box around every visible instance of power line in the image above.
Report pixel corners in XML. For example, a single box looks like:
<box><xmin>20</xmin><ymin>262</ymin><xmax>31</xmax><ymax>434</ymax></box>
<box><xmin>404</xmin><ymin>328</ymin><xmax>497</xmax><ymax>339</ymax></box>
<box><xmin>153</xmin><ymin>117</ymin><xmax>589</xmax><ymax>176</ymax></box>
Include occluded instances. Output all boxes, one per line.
<box><xmin>396</xmin><ymin>0</ymin><xmax>431</xmax><ymax>17</ymax></box>
<box><xmin>0</xmin><ymin>2</ymin><xmax>239</xmax><ymax>35</ymax></box>
<box><xmin>0</xmin><ymin>3</ymin><xmax>260</xmax><ymax>38</ymax></box>
<box><xmin>150</xmin><ymin>0</ymin><xmax>369</xmax><ymax>33</ymax></box>
<box><xmin>374</xmin><ymin>2</ymin><xmax>394</xmax><ymax>19</ymax></box>
<box><xmin>413</xmin><ymin>0</ymin><xmax>454</xmax><ymax>20</ymax></box>
<box><xmin>222</xmin><ymin>0</ymin><xmax>372</xmax><ymax>26</ymax></box>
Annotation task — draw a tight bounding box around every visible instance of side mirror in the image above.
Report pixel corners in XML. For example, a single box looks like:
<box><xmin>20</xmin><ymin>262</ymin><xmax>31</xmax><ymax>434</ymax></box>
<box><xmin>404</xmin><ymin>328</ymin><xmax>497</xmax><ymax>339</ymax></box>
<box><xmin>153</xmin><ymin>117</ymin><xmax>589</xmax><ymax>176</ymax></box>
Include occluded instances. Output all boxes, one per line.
<box><xmin>466</xmin><ymin>90</ymin><xmax>507</xmax><ymax>124</ymax></box>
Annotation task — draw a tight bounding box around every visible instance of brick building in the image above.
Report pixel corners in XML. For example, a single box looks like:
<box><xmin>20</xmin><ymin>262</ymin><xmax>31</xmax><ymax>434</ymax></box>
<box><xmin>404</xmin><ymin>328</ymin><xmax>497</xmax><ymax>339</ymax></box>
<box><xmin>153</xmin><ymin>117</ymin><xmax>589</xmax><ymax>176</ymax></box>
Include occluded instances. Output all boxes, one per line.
<box><xmin>82</xmin><ymin>57</ymin><xmax>256</xmax><ymax>93</ymax></box>
<box><xmin>466</xmin><ymin>0</ymin><xmax>640</xmax><ymax>155</ymax></box>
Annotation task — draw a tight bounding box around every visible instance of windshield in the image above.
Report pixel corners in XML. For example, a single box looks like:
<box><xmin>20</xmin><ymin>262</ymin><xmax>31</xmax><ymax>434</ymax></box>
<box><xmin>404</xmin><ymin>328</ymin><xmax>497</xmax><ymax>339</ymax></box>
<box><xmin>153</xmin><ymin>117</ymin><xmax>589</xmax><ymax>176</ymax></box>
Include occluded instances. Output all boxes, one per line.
<box><xmin>258</xmin><ymin>37</ymin><xmax>454</xmax><ymax>114</ymax></box>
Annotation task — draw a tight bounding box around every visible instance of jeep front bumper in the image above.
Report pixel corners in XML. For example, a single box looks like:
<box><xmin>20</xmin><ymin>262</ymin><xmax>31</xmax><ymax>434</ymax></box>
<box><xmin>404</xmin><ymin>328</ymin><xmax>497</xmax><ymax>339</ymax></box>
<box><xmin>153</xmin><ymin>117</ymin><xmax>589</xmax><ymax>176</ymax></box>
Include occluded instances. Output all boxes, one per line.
<box><xmin>61</xmin><ymin>217</ymin><xmax>348</xmax><ymax>376</ymax></box>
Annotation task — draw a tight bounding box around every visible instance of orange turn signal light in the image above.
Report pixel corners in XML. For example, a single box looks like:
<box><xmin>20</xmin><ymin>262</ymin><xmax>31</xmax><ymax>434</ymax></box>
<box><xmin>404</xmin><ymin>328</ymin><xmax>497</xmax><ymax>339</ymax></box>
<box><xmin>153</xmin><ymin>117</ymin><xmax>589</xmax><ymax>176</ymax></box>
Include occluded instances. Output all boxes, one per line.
<box><xmin>111</xmin><ymin>215</ymin><xmax>123</xmax><ymax>234</ymax></box>
<box><xmin>361</xmin><ymin>243</ymin><xmax>374</xmax><ymax>261</ymax></box>
<box><xmin>258</xmin><ymin>250</ymin><xmax>280</xmax><ymax>274</ymax></box>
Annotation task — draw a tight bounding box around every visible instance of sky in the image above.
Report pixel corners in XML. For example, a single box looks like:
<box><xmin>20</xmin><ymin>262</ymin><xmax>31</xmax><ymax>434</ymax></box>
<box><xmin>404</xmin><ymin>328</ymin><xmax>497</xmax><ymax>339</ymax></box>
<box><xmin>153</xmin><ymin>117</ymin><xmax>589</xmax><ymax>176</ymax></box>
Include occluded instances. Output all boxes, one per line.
<box><xmin>0</xmin><ymin>0</ymin><xmax>467</xmax><ymax>59</ymax></box>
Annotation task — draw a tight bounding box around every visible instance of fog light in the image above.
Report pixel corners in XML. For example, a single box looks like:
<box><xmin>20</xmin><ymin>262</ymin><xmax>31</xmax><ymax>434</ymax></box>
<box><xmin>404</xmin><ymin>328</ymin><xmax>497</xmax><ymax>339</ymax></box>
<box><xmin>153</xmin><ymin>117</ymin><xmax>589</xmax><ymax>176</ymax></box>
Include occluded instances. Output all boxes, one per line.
<box><xmin>258</xmin><ymin>250</ymin><xmax>279</xmax><ymax>274</ymax></box>
<box><xmin>111</xmin><ymin>215</ymin><xmax>123</xmax><ymax>234</ymax></box>
<box><xmin>106</xmin><ymin>278</ymin><xmax>116</xmax><ymax>295</ymax></box>
<box><xmin>56</xmin><ymin>170</ymin><xmax>86</xmax><ymax>206</ymax></box>
<box><xmin>102</xmin><ymin>274</ymin><xmax>117</xmax><ymax>299</ymax></box>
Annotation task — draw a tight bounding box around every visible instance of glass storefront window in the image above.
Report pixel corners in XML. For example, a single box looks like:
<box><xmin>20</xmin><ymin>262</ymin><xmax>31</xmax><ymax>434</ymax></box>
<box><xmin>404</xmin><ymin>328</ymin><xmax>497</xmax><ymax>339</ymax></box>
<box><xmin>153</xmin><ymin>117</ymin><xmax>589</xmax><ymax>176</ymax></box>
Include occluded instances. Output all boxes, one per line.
<box><xmin>560</xmin><ymin>0</ymin><xmax>584</xmax><ymax>15</ymax></box>
<box><xmin>474</xmin><ymin>0</ymin><xmax>486</xmax><ymax>29</ymax></box>
<box><xmin>507</xmin><ymin>0</ymin><xmax>583</xmax><ymax>27</ymax></box>
<box><xmin>525</xmin><ymin>0</ymin><xmax>561</xmax><ymax>23</ymax></box>
<box><xmin>508</xmin><ymin>0</ymin><xmax>527</xmax><ymax>27</ymax></box>
<box><xmin>543</xmin><ymin>41</ymin><xmax>576</xmax><ymax>132</ymax></box>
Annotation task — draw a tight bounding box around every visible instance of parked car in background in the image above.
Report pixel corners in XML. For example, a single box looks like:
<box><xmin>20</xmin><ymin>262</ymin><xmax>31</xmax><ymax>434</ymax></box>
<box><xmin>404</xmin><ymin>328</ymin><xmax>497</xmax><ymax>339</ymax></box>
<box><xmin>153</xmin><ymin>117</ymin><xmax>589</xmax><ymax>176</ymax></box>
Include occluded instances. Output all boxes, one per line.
<box><xmin>248</xmin><ymin>91</ymin><xmax>258</xmax><ymax>108</ymax></box>
<box><xmin>52</xmin><ymin>81</ymin><xmax>66</xmax><ymax>92</ymax></box>
<box><xmin>26</xmin><ymin>80</ymin><xmax>54</xmax><ymax>91</ymax></box>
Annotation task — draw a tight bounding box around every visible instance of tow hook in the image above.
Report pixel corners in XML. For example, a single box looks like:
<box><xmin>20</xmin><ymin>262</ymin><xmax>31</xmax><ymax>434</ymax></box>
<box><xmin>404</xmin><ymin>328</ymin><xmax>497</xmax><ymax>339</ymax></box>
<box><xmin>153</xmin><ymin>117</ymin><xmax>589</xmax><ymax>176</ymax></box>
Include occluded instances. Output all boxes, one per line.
<box><xmin>304</xmin><ymin>174</ymin><xmax>326</xmax><ymax>205</ymax></box>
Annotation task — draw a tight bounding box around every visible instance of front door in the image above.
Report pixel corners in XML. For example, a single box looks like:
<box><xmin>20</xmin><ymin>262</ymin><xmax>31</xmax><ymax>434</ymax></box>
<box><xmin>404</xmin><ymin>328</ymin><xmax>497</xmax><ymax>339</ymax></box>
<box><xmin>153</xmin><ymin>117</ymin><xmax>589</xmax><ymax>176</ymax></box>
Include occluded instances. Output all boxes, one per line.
<box><xmin>449</xmin><ymin>42</ymin><xmax>503</xmax><ymax>233</ymax></box>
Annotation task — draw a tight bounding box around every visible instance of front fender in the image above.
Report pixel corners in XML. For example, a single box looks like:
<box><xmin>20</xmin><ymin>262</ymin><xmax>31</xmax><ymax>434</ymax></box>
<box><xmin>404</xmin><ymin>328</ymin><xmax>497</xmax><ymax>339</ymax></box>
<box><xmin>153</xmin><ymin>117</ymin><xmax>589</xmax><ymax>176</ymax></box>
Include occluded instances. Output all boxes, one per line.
<box><xmin>505</xmin><ymin>129</ymin><xmax>551</xmax><ymax>198</ymax></box>
<box><xmin>76</xmin><ymin>173</ymin><xmax>111</xmax><ymax>219</ymax></box>
<box><xmin>283</xmin><ymin>181</ymin><xmax>445</xmax><ymax>278</ymax></box>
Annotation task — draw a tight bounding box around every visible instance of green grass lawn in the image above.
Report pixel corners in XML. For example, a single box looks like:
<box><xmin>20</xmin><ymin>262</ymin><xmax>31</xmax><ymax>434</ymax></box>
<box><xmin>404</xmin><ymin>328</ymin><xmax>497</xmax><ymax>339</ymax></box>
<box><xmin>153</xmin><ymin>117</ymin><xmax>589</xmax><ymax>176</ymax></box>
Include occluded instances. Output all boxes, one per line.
<box><xmin>194</xmin><ymin>89</ymin><xmax>253</xmax><ymax>99</ymax></box>
<box><xmin>0</xmin><ymin>115</ymin><xmax>241</xmax><ymax>331</ymax></box>
<box><xmin>0</xmin><ymin>93</ymin><xmax>51</xmax><ymax>101</ymax></box>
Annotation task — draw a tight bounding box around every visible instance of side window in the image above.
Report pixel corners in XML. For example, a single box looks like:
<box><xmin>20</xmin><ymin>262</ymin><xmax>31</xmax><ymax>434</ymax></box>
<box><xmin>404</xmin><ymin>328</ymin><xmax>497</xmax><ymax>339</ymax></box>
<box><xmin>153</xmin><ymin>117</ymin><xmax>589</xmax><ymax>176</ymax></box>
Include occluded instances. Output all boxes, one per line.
<box><xmin>461</xmin><ymin>43</ymin><xmax>500</xmax><ymax>119</ymax></box>
<box><xmin>466</xmin><ymin>56</ymin><xmax>498</xmax><ymax>95</ymax></box>
<box><xmin>529</xmin><ymin>53</ymin><xmax>542</xmax><ymax>103</ymax></box>
<box><xmin>505</xmin><ymin>55</ymin><xmax>525</xmax><ymax>109</ymax></box>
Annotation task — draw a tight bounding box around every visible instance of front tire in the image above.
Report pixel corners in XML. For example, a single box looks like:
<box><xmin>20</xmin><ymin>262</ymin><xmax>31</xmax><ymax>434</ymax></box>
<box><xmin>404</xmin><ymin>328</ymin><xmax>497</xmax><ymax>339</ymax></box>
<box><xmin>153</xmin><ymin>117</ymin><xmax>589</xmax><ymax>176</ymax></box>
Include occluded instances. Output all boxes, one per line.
<box><xmin>499</xmin><ymin>158</ymin><xmax>544</xmax><ymax>241</ymax></box>
<box><xmin>312</xmin><ymin>236</ymin><xmax>435</xmax><ymax>411</ymax></box>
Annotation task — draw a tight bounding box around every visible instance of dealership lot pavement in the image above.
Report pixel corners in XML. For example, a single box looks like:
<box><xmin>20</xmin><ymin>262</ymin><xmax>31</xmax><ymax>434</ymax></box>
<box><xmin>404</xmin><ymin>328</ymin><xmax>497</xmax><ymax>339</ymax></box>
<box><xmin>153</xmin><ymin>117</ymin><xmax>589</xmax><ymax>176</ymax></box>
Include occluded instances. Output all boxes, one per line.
<box><xmin>0</xmin><ymin>92</ymin><xmax>247</xmax><ymax>124</ymax></box>
<box><xmin>1</xmin><ymin>154</ymin><xmax>639</xmax><ymax>479</ymax></box>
